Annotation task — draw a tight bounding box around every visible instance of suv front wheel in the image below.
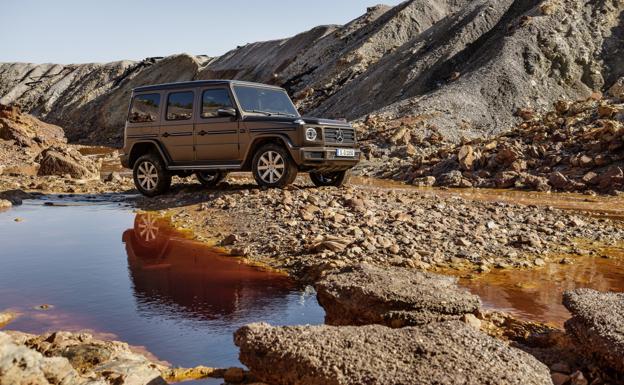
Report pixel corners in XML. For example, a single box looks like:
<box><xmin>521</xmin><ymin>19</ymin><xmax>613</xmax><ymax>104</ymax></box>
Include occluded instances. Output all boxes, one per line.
<box><xmin>252</xmin><ymin>144</ymin><xmax>297</xmax><ymax>188</ymax></box>
<box><xmin>309</xmin><ymin>170</ymin><xmax>350</xmax><ymax>187</ymax></box>
<box><xmin>133</xmin><ymin>153</ymin><xmax>172</xmax><ymax>197</ymax></box>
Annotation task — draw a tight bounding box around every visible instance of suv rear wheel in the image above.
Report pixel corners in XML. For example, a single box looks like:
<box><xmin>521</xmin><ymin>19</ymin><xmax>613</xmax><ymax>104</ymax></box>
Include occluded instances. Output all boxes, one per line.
<box><xmin>196</xmin><ymin>171</ymin><xmax>227</xmax><ymax>187</ymax></box>
<box><xmin>252</xmin><ymin>143</ymin><xmax>297</xmax><ymax>188</ymax></box>
<box><xmin>133</xmin><ymin>153</ymin><xmax>171</xmax><ymax>197</ymax></box>
<box><xmin>309</xmin><ymin>170</ymin><xmax>350</xmax><ymax>187</ymax></box>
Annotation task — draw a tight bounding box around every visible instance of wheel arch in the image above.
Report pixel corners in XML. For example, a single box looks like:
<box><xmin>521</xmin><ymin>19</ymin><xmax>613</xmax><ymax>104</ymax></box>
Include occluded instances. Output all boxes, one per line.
<box><xmin>242</xmin><ymin>135</ymin><xmax>296</xmax><ymax>170</ymax></box>
<box><xmin>128</xmin><ymin>140</ymin><xmax>171</xmax><ymax>169</ymax></box>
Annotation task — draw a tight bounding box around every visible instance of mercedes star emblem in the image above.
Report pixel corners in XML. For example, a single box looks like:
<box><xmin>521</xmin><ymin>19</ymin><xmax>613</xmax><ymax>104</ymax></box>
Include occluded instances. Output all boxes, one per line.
<box><xmin>336</xmin><ymin>128</ymin><xmax>344</xmax><ymax>143</ymax></box>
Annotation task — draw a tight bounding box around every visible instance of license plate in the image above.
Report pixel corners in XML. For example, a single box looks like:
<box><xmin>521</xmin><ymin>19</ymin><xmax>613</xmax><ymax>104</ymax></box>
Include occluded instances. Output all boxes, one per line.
<box><xmin>336</xmin><ymin>148</ymin><xmax>355</xmax><ymax>157</ymax></box>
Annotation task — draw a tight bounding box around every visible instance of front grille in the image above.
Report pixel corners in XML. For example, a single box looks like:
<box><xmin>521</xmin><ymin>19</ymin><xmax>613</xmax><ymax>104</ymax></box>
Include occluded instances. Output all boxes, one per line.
<box><xmin>324</xmin><ymin>127</ymin><xmax>356</xmax><ymax>145</ymax></box>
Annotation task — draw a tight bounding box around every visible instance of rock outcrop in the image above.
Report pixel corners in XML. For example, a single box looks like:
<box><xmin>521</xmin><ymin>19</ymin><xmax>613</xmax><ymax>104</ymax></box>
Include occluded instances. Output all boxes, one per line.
<box><xmin>235</xmin><ymin>321</ymin><xmax>553</xmax><ymax>385</ymax></box>
<box><xmin>0</xmin><ymin>104</ymin><xmax>100</xmax><ymax>179</ymax></box>
<box><xmin>1</xmin><ymin>0</ymin><xmax>622</xmax><ymax>145</ymax></box>
<box><xmin>563</xmin><ymin>289</ymin><xmax>624</xmax><ymax>373</ymax></box>
<box><xmin>36</xmin><ymin>146</ymin><xmax>100</xmax><ymax>179</ymax></box>
<box><xmin>316</xmin><ymin>264</ymin><xmax>480</xmax><ymax>326</ymax></box>
<box><xmin>0</xmin><ymin>331</ymin><xmax>167</xmax><ymax>385</ymax></box>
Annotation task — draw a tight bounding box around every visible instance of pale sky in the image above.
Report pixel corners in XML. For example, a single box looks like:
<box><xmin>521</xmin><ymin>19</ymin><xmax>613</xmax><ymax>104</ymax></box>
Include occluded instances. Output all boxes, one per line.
<box><xmin>0</xmin><ymin>0</ymin><xmax>403</xmax><ymax>64</ymax></box>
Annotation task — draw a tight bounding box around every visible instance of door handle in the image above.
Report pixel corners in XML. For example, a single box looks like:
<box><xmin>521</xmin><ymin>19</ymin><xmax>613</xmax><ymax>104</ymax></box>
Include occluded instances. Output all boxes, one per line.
<box><xmin>162</xmin><ymin>132</ymin><xmax>170</xmax><ymax>138</ymax></box>
<box><xmin>198</xmin><ymin>130</ymin><xmax>208</xmax><ymax>136</ymax></box>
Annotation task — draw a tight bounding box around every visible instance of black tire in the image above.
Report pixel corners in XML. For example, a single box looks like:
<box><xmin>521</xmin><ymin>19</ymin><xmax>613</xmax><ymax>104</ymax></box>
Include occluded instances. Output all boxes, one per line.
<box><xmin>252</xmin><ymin>143</ymin><xmax>298</xmax><ymax>188</ymax></box>
<box><xmin>196</xmin><ymin>171</ymin><xmax>227</xmax><ymax>187</ymax></box>
<box><xmin>309</xmin><ymin>170</ymin><xmax>350</xmax><ymax>187</ymax></box>
<box><xmin>133</xmin><ymin>153</ymin><xmax>171</xmax><ymax>197</ymax></box>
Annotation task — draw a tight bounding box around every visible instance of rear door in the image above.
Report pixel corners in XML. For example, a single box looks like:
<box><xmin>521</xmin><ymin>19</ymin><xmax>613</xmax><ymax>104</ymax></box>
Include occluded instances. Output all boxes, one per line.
<box><xmin>194</xmin><ymin>87</ymin><xmax>239</xmax><ymax>162</ymax></box>
<box><xmin>160</xmin><ymin>89</ymin><xmax>195</xmax><ymax>163</ymax></box>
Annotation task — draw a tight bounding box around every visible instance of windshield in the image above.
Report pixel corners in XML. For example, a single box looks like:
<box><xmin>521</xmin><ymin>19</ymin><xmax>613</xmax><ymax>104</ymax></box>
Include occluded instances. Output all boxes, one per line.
<box><xmin>233</xmin><ymin>85</ymin><xmax>299</xmax><ymax>117</ymax></box>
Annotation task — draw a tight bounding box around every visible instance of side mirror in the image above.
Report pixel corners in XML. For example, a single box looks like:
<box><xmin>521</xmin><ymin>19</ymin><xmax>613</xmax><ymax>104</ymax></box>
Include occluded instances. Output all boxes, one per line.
<box><xmin>217</xmin><ymin>107</ymin><xmax>237</xmax><ymax>117</ymax></box>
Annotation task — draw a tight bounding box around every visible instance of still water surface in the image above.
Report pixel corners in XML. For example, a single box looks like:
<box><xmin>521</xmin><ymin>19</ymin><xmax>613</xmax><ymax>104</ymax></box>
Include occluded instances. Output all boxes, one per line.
<box><xmin>0</xmin><ymin>197</ymin><xmax>324</xmax><ymax>379</ymax></box>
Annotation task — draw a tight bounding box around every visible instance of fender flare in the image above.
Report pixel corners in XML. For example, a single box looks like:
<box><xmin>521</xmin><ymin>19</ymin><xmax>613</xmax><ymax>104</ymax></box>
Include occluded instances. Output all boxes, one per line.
<box><xmin>242</xmin><ymin>134</ymin><xmax>297</xmax><ymax>166</ymax></box>
<box><xmin>128</xmin><ymin>140</ymin><xmax>172</xmax><ymax>168</ymax></box>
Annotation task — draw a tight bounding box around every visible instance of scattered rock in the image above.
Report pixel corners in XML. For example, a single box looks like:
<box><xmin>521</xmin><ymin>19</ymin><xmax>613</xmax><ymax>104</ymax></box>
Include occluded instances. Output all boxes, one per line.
<box><xmin>0</xmin><ymin>199</ymin><xmax>11</xmax><ymax>210</ymax></box>
<box><xmin>316</xmin><ymin>264</ymin><xmax>480</xmax><ymax>327</ymax></box>
<box><xmin>104</xmin><ymin>171</ymin><xmax>123</xmax><ymax>183</ymax></box>
<box><xmin>235</xmin><ymin>322</ymin><xmax>552</xmax><ymax>385</ymax></box>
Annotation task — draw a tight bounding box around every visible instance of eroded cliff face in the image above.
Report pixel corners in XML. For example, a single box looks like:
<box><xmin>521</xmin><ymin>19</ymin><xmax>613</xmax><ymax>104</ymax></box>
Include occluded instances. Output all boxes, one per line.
<box><xmin>0</xmin><ymin>0</ymin><xmax>622</xmax><ymax>145</ymax></box>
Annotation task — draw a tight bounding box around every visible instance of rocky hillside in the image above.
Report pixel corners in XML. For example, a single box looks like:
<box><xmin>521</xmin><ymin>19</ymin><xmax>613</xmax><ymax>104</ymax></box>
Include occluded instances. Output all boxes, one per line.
<box><xmin>357</xmin><ymin>93</ymin><xmax>624</xmax><ymax>193</ymax></box>
<box><xmin>0</xmin><ymin>0</ymin><xmax>622</xmax><ymax>145</ymax></box>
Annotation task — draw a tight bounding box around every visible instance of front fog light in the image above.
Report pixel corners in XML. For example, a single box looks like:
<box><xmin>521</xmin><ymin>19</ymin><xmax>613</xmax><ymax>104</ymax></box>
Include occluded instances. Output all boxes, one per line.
<box><xmin>305</xmin><ymin>127</ymin><xmax>317</xmax><ymax>141</ymax></box>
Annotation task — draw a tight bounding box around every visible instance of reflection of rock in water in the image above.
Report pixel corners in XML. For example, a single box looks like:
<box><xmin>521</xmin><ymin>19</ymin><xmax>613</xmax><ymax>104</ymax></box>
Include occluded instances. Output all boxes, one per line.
<box><xmin>123</xmin><ymin>213</ymin><xmax>295</xmax><ymax>322</ymax></box>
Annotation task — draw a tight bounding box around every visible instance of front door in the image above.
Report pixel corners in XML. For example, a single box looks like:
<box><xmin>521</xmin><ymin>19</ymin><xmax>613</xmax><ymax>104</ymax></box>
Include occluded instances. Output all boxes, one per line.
<box><xmin>194</xmin><ymin>87</ymin><xmax>239</xmax><ymax>162</ymax></box>
<box><xmin>160</xmin><ymin>90</ymin><xmax>195</xmax><ymax>163</ymax></box>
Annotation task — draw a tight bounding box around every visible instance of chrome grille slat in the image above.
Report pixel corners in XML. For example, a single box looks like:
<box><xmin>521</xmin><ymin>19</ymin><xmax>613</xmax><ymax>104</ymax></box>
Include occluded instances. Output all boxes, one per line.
<box><xmin>324</xmin><ymin>127</ymin><xmax>356</xmax><ymax>144</ymax></box>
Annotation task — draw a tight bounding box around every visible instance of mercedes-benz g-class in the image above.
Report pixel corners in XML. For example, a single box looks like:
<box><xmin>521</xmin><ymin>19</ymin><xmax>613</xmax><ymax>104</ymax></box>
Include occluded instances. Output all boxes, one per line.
<box><xmin>120</xmin><ymin>80</ymin><xmax>360</xmax><ymax>196</ymax></box>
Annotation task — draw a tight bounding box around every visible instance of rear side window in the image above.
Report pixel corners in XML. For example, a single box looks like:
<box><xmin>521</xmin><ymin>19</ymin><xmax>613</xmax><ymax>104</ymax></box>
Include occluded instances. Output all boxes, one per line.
<box><xmin>201</xmin><ymin>89</ymin><xmax>233</xmax><ymax>118</ymax></box>
<box><xmin>129</xmin><ymin>93</ymin><xmax>160</xmax><ymax>123</ymax></box>
<box><xmin>166</xmin><ymin>91</ymin><xmax>194</xmax><ymax>121</ymax></box>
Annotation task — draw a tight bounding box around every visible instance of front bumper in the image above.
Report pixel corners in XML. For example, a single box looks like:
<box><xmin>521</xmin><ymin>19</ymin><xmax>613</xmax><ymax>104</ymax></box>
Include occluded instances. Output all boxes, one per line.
<box><xmin>293</xmin><ymin>146</ymin><xmax>361</xmax><ymax>171</ymax></box>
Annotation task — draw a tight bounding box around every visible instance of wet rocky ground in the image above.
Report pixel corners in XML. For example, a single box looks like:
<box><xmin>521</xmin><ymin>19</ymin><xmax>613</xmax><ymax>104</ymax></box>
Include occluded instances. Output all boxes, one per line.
<box><xmin>3</xmin><ymin>148</ymin><xmax>624</xmax><ymax>384</ymax></box>
<box><xmin>132</xmin><ymin>176</ymin><xmax>624</xmax><ymax>282</ymax></box>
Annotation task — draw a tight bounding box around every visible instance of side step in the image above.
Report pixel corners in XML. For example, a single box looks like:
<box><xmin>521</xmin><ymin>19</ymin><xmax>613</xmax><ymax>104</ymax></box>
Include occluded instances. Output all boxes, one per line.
<box><xmin>167</xmin><ymin>163</ymin><xmax>242</xmax><ymax>171</ymax></box>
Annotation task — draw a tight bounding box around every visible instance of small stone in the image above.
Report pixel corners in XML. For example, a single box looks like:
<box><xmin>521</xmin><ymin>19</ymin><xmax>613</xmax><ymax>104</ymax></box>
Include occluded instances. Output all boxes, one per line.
<box><xmin>0</xmin><ymin>199</ymin><xmax>12</xmax><ymax>210</ymax></box>
<box><xmin>597</xmin><ymin>105</ymin><xmax>618</xmax><ymax>118</ymax></box>
<box><xmin>411</xmin><ymin>176</ymin><xmax>436</xmax><ymax>187</ymax></box>
<box><xmin>34</xmin><ymin>304</ymin><xmax>53</xmax><ymax>310</ymax></box>
<box><xmin>223</xmin><ymin>367</ymin><xmax>245</xmax><ymax>383</ymax></box>
<box><xmin>104</xmin><ymin>171</ymin><xmax>123</xmax><ymax>183</ymax></box>
<box><xmin>388</xmin><ymin>244</ymin><xmax>401</xmax><ymax>254</ymax></box>
<box><xmin>569</xmin><ymin>371</ymin><xmax>588</xmax><ymax>385</ymax></box>
<box><xmin>461</xmin><ymin>313</ymin><xmax>481</xmax><ymax>329</ymax></box>
<box><xmin>221</xmin><ymin>233</ymin><xmax>239</xmax><ymax>246</ymax></box>
<box><xmin>534</xmin><ymin>258</ymin><xmax>546</xmax><ymax>267</ymax></box>
<box><xmin>551</xmin><ymin>372</ymin><xmax>571</xmax><ymax>385</ymax></box>
<box><xmin>13</xmin><ymin>217</ymin><xmax>23</xmax><ymax>222</ymax></box>
<box><xmin>458</xmin><ymin>145</ymin><xmax>475</xmax><ymax>171</ymax></box>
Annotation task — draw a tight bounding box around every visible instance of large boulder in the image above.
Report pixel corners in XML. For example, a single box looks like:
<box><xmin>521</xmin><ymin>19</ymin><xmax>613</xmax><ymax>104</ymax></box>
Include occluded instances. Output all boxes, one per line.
<box><xmin>563</xmin><ymin>289</ymin><xmax>624</xmax><ymax>373</ymax></box>
<box><xmin>316</xmin><ymin>264</ymin><xmax>480</xmax><ymax>326</ymax></box>
<box><xmin>0</xmin><ymin>104</ymin><xmax>66</xmax><ymax>148</ymax></box>
<box><xmin>1</xmin><ymin>331</ymin><xmax>167</xmax><ymax>385</ymax></box>
<box><xmin>36</xmin><ymin>146</ymin><xmax>100</xmax><ymax>179</ymax></box>
<box><xmin>235</xmin><ymin>322</ymin><xmax>553</xmax><ymax>385</ymax></box>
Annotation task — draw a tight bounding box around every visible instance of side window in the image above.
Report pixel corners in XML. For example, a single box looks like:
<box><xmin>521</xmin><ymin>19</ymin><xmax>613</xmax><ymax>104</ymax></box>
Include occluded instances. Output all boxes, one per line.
<box><xmin>166</xmin><ymin>91</ymin><xmax>194</xmax><ymax>121</ymax></box>
<box><xmin>129</xmin><ymin>93</ymin><xmax>160</xmax><ymax>123</ymax></box>
<box><xmin>201</xmin><ymin>88</ymin><xmax>233</xmax><ymax>118</ymax></box>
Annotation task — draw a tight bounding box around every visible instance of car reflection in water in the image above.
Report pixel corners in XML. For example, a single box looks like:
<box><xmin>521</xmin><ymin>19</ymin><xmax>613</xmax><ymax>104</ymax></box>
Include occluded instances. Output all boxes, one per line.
<box><xmin>123</xmin><ymin>213</ymin><xmax>296</xmax><ymax>322</ymax></box>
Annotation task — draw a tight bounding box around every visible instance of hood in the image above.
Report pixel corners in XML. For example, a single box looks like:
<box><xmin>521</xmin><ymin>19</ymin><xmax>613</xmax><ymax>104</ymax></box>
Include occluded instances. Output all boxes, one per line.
<box><xmin>242</xmin><ymin>115</ymin><xmax>351</xmax><ymax>126</ymax></box>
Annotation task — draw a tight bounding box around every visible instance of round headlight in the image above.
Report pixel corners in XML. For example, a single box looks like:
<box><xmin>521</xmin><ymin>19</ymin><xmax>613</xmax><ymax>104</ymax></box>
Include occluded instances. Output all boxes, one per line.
<box><xmin>305</xmin><ymin>127</ymin><xmax>317</xmax><ymax>141</ymax></box>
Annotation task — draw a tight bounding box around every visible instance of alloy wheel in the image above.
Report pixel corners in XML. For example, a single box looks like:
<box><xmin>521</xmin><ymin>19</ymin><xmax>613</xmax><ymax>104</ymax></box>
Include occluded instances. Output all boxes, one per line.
<box><xmin>257</xmin><ymin>151</ymin><xmax>285</xmax><ymax>184</ymax></box>
<box><xmin>137</xmin><ymin>161</ymin><xmax>159</xmax><ymax>191</ymax></box>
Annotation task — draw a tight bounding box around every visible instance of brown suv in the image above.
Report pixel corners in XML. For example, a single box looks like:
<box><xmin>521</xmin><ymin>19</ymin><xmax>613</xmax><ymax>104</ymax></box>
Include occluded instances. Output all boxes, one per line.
<box><xmin>120</xmin><ymin>80</ymin><xmax>360</xmax><ymax>196</ymax></box>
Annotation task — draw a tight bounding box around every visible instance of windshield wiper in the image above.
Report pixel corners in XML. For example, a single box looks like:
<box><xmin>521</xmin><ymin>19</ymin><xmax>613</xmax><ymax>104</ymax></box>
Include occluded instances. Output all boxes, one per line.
<box><xmin>248</xmin><ymin>110</ymin><xmax>273</xmax><ymax>116</ymax></box>
<box><xmin>270</xmin><ymin>112</ymin><xmax>298</xmax><ymax>117</ymax></box>
<box><xmin>248</xmin><ymin>110</ymin><xmax>297</xmax><ymax>117</ymax></box>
